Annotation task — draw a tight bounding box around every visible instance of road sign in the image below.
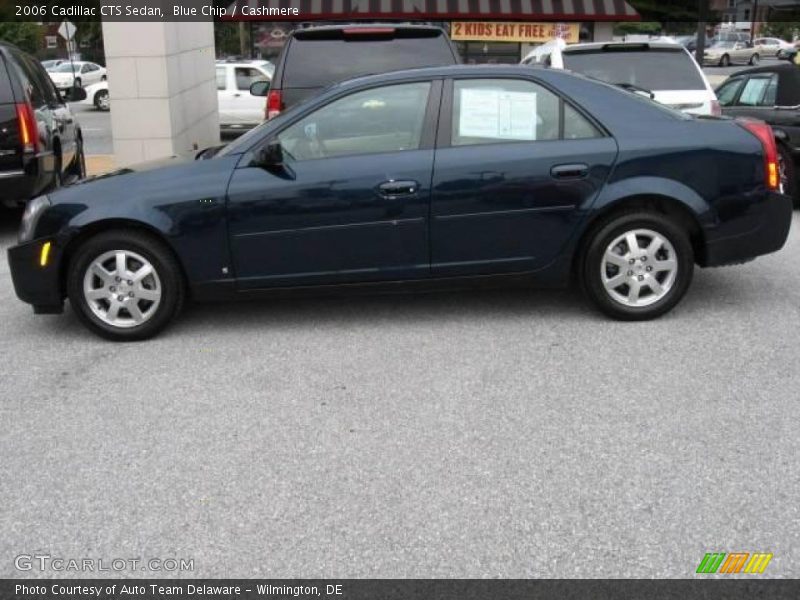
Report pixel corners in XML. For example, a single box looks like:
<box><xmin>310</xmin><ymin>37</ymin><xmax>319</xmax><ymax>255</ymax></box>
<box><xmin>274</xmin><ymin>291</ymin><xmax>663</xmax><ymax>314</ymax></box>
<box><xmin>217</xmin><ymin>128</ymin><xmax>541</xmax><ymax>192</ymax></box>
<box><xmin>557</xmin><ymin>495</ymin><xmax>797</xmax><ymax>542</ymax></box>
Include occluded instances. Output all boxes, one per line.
<box><xmin>58</xmin><ymin>21</ymin><xmax>77</xmax><ymax>41</ymax></box>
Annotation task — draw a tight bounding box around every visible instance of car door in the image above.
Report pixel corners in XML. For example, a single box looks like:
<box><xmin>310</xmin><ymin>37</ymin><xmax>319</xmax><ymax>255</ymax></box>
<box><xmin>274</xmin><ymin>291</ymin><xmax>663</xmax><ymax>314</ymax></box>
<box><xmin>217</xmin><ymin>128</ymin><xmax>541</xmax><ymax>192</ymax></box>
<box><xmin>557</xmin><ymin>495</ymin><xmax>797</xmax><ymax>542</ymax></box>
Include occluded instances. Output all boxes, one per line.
<box><xmin>430</xmin><ymin>77</ymin><xmax>618</xmax><ymax>276</ymax></box>
<box><xmin>720</xmin><ymin>73</ymin><xmax>779</xmax><ymax>121</ymax></box>
<box><xmin>231</xmin><ymin>66</ymin><xmax>270</xmax><ymax>126</ymax></box>
<box><xmin>226</xmin><ymin>79</ymin><xmax>440</xmax><ymax>288</ymax></box>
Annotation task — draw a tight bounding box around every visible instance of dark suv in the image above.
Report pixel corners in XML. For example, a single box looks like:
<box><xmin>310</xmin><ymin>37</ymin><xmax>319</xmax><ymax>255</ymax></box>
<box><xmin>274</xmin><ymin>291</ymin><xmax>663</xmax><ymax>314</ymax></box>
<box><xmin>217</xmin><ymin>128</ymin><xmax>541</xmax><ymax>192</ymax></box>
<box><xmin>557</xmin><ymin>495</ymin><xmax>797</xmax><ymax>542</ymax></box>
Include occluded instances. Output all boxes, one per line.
<box><xmin>258</xmin><ymin>24</ymin><xmax>459</xmax><ymax>120</ymax></box>
<box><xmin>0</xmin><ymin>43</ymin><xmax>86</xmax><ymax>208</ymax></box>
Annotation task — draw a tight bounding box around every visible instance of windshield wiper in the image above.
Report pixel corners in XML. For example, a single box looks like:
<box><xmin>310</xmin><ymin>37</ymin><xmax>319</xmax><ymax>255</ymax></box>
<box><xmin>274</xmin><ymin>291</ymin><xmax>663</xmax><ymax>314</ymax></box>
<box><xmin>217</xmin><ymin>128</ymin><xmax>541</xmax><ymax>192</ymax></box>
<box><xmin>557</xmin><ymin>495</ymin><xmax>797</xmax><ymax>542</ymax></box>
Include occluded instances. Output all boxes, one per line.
<box><xmin>613</xmin><ymin>82</ymin><xmax>655</xmax><ymax>100</ymax></box>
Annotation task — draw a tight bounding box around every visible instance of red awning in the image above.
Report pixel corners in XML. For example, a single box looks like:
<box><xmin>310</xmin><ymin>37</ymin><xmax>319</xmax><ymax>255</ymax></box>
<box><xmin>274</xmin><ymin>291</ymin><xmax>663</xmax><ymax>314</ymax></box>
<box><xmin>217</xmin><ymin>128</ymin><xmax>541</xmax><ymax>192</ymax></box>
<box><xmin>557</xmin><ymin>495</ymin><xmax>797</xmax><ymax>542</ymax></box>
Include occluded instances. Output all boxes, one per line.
<box><xmin>226</xmin><ymin>0</ymin><xmax>640</xmax><ymax>22</ymax></box>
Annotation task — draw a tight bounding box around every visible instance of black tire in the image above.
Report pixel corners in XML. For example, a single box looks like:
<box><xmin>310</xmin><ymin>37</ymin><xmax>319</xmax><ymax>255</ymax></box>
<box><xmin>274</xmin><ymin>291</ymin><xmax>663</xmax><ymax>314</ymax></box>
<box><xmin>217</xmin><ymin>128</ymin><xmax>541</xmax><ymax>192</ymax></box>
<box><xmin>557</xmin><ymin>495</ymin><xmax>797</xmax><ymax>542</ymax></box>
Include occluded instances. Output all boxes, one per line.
<box><xmin>67</xmin><ymin>230</ymin><xmax>185</xmax><ymax>341</ymax></box>
<box><xmin>94</xmin><ymin>89</ymin><xmax>109</xmax><ymax>111</ymax></box>
<box><xmin>68</xmin><ymin>136</ymin><xmax>86</xmax><ymax>180</ymax></box>
<box><xmin>749</xmin><ymin>53</ymin><xmax>760</xmax><ymax>65</ymax></box>
<box><xmin>720</xmin><ymin>55</ymin><xmax>730</xmax><ymax>67</ymax></box>
<box><xmin>778</xmin><ymin>144</ymin><xmax>798</xmax><ymax>208</ymax></box>
<box><xmin>50</xmin><ymin>151</ymin><xmax>62</xmax><ymax>191</ymax></box>
<box><xmin>580</xmin><ymin>211</ymin><xmax>694</xmax><ymax>321</ymax></box>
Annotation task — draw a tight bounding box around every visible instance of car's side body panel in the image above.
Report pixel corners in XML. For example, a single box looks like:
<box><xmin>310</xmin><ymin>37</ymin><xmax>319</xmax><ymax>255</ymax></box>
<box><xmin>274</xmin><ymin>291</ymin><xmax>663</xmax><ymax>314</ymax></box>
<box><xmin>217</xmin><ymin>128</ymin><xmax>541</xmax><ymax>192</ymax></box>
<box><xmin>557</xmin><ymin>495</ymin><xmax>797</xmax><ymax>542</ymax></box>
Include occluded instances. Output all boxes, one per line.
<box><xmin>8</xmin><ymin>66</ymin><xmax>794</xmax><ymax>313</ymax></box>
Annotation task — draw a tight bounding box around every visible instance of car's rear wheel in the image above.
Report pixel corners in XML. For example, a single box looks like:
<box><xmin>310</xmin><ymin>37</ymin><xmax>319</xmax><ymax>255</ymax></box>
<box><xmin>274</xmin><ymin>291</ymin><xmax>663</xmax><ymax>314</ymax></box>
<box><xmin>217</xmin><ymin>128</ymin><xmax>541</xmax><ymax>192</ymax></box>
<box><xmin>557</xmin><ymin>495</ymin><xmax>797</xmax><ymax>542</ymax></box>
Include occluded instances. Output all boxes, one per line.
<box><xmin>66</xmin><ymin>137</ymin><xmax>86</xmax><ymax>182</ymax></box>
<box><xmin>778</xmin><ymin>144</ymin><xmax>798</xmax><ymax>207</ymax></box>
<box><xmin>94</xmin><ymin>89</ymin><xmax>110</xmax><ymax>111</ymax></box>
<box><xmin>581</xmin><ymin>212</ymin><xmax>694</xmax><ymax>321</ymax></box>
<box><xmin>67</xmin><ymin>231</ymin><xmax>185</xmax><ymax>341</ymax></box>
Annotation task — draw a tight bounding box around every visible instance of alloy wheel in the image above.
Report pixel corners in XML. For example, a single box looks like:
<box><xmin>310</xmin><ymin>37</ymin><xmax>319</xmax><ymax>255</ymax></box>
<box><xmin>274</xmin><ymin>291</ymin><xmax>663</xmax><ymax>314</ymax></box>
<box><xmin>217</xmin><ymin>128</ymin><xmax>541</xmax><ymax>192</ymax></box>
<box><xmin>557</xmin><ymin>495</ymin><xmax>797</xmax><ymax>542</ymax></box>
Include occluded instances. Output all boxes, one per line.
<box><xmin>600</xmin><ymin>229</ymin><xmax>678</xmax><ymax>308</ymax></box>
<box><xmin>82</xmin><ymin>250</ymin><xmax>162</xmax><ymax>328</ymax></box>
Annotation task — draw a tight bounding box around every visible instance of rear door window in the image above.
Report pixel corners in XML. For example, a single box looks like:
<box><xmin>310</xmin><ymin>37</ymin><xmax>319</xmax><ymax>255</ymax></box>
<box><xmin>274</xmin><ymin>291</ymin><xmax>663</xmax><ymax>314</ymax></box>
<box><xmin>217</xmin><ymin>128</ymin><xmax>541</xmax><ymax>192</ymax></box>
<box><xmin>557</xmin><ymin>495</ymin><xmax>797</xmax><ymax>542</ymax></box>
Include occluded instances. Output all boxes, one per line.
<box><xmin>235</xmin><ymin>67</ymin><xmax>267</xmax><ymax>91</ymax></box>
<box><xmin>0</xmin><ymin>55</ymin><xmax>17</xmax><ymax>103</ymax></box>
<box><xmin>216</xmin><ymin>67</ymin><xmax>227</xmax><ymax>90</ymax></box>
<box><xmin>562</xmin><ymin>49</ymin><xmax>706</xmax><ymax>91</ymax></box>
<box><xmin>738</xmin><ymin>75</ymin><xmax>778</xmax><ymax>106</ymax></box>
<box><xmin>10</xmin><ymin>50</ymin><xmax>50</xmax><ymax>107</ymax></box>
<box><xmin>283</xmin><ymin>36</ymin><xmax>454</xmax><ymax>88</ymax></box>
<box><xmin>451</xmin><ymin>79</ymin><xmax>602</xmax><ymax>147</ymax></box>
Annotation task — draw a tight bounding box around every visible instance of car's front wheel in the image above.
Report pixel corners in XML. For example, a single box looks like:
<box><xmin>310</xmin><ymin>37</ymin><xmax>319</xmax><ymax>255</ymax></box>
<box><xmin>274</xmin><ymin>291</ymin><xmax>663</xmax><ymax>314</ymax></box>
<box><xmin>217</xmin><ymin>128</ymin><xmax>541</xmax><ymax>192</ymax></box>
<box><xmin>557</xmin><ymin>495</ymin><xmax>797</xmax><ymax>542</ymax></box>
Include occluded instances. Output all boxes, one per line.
<box><xmin>778</xmin><ymin>144</ymin><xmax>798</xmax><ymax>207</ymax></box>
<box><xmin>94</xmin><ymin>89</ymin><xmax>110</xmax><ymax>111</ymax></box>
<box><xmin>750</xmin><ymin>53</ymin><xmax>760</xmax><ymax>65</ymax></box>
<box><xmin>67</xmin><ymin>231</ymin><xmax>185</xmax><ymax>341</ymax></box>
<box><xmin>581</xmin><ymin>212</ymin><xmax>694</xmax><ymax>321</ymax></box>
<box><xmin>719</xmin><ymin>55</ymin><xmax>730</xmax><ymax>67</ymax></box>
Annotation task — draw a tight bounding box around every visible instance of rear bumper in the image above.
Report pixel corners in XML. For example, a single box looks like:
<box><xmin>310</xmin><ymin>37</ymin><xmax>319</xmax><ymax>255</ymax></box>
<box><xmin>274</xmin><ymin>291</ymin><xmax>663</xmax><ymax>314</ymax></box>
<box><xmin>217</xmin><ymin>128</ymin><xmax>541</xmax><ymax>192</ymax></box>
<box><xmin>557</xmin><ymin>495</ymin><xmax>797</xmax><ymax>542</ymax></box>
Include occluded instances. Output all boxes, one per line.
<box><xmin>702</xmin><ymin>192</ymin><xmax>794</xmax><ymax>267</ymax></box>
<box><xmin>7</xmin><ymin>238</ymin><xmax>64</xmax><ymax>312</ymax></box>
<box><xmin>0</xmin><ymin>169</ymin><xmax>38</xmax><ymax>206</ymax></box>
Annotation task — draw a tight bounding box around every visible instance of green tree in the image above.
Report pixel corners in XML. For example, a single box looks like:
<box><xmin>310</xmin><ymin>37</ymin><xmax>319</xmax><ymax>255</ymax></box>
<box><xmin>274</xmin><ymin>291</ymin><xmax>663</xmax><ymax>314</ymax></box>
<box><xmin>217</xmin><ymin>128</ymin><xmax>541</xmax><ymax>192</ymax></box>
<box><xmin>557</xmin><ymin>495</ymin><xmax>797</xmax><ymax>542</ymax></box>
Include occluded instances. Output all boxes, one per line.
<box><xmin>0</xmin><ymin>22</ymin><xmax>41</xmax><ymax>54</ymax></box>
<box><xmin>762</xmin><ymin>21</ymin><xmax>800</xmax><ymax>42</ymax></box>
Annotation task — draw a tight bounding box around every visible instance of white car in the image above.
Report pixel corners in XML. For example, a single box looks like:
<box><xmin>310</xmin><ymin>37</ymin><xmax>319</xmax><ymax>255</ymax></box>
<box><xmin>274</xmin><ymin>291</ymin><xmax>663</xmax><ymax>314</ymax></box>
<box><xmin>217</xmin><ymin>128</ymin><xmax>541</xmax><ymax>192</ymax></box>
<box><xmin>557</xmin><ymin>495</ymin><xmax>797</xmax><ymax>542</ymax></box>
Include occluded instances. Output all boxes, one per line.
<box><xmin>48</xmin><ymin>61</ymin><xmax>106</xmax><ymax>91</ymax></box>
<box><xmin>534</xmin><ymin>41</ymin><xmax>720</xmax><ymax>117</ymax></box>
<box><xmin>80</xmin><ymin>81</ymin><xmax>110</xmax><ymax>111</ymax></box>
<box><xmin>41</xmin><ymin>59</ymin><xmax>67</xmax><ymax>72</ymax></box>
<box><xmin>753</xmin><ymin>37</ymin><xmax>795</xmax><ymax>57</ymax></box>
<box><xmin>216</xmin><ymin>60</ymin><xmax>273</xmax><ymax>132</ymax></box>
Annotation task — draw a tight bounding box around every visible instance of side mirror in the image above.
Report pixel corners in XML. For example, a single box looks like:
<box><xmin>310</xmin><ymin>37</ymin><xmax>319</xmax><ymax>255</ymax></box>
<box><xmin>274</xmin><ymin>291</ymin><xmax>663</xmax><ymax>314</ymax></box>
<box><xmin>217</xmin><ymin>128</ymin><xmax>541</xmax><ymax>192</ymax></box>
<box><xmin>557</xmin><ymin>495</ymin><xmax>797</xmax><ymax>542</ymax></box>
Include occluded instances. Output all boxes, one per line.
<box><xmin>250</xmin><ymin>80</ymin><xmax>270</xmax><ymax>97</ymax></box>
<box><xmin>63</xmin><ymin>85</ymin><xmax>87</xmax><ymax>102</ymax></box>
<box><xmin>254</xmin><ymin>140</ymin><xmax>283</xmax><ymax>168</ymax></box>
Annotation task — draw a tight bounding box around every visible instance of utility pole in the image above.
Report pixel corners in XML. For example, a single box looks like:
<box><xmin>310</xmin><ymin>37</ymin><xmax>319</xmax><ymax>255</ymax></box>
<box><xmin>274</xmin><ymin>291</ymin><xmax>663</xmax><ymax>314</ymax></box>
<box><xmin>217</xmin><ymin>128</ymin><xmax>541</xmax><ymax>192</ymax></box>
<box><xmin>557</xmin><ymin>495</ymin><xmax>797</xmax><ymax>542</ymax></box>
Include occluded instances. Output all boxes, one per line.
<box><xmin>239</xmin><ymin>21</ymin><xmax>249</xmax><ymax>58</ymax></box>
<box><xmin>695</xmin><ymin>0</ymin><xmax>708</xmax><ymax>65</ymax></box>
<box><xmin>750</xmin><ymin>0</ymin><xmax>759</xmax><ymax>42</ymax></box>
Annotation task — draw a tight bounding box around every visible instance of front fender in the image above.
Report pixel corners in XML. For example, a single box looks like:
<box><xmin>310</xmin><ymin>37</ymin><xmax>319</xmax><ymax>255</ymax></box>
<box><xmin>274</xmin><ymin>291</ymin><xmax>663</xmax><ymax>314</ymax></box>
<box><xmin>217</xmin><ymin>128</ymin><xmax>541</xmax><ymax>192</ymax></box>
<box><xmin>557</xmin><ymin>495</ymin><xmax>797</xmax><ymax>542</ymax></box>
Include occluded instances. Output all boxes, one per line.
<box><xmin>33</xmin><ymin>156</ymin><xmax>240</xmax><ymax>286</ymax></box>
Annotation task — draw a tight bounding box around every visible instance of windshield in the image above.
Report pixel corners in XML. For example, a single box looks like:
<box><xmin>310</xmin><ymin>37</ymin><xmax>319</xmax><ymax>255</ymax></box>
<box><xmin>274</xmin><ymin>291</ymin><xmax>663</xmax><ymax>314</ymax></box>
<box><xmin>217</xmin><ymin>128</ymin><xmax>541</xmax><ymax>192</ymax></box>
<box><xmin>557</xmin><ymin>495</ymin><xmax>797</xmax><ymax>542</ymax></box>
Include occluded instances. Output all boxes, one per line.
<box><xmin>52</xmin><ymin>63</ymin><xmax>80</xmax><ymax>73</ymax></box>
<box><xmin>562</xmin><ymin>49</ymin><xmax>706</xmax><ymax>91</ymax></box>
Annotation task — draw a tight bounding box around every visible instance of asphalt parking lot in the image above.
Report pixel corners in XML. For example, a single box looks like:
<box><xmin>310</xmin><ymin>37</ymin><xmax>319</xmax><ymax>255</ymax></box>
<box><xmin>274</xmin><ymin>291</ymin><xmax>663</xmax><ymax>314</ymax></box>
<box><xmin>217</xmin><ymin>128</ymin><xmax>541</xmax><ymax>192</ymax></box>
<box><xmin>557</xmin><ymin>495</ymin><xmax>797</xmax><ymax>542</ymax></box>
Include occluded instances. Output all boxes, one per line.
<box><xmin>1</xmin><ymin>206</ymin><xmax>798</xmax><ymax>578</ymax></box>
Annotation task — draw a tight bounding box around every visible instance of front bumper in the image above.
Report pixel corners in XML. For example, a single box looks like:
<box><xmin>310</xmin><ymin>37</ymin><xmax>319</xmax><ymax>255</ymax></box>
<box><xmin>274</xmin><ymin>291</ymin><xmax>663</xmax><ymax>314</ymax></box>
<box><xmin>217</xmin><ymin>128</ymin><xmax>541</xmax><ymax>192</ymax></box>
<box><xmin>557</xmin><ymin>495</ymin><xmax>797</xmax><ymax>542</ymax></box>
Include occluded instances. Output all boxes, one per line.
<box><xmin>7</xmin><ymin>238</ymin><xmax>65</xmax><ymax>313</ymax></box>
<box><xmin>702</xmin><ymin>192</ymin><xmax>794</xmax><ymax>267</ymax></box>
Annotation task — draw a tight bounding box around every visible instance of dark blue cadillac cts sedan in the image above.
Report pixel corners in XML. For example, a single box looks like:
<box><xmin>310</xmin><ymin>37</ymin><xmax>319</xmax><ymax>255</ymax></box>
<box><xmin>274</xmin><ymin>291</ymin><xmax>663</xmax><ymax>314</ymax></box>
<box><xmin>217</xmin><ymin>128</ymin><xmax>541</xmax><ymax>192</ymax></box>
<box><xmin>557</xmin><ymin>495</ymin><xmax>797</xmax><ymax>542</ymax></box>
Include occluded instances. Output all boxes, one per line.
<box><xmin>8</xmin><ymin>66</ymin><xmax>794</xmax><ymax>340</ymax></box>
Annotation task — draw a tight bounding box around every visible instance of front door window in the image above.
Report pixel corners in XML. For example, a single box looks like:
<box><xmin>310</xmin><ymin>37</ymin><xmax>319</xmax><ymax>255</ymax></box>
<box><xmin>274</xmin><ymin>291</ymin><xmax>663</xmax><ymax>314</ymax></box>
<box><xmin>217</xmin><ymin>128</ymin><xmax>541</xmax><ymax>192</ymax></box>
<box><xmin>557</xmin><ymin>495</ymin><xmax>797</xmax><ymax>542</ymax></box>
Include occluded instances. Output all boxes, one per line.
<box><xmin>278</xmin><ymin>82</ymin><xmax>431</xmax><ymax>161</ymax></box>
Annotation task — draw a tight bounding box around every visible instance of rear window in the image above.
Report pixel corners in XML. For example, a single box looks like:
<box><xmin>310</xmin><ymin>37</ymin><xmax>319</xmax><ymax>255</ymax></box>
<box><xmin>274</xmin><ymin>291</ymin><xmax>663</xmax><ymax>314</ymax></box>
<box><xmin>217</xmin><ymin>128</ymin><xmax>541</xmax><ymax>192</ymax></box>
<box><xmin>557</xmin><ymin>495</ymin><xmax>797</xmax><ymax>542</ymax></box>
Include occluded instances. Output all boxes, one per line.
<box><xmin>282</xmin><ymin>35</ymin><xmax>455</xmax><ymax>88</ymax></box>
<box><xmin>562</xmin><ymin>49</ymin><xmax>706</xmax><ymax>91</ymax></box>
<box><xmin>0</xmin><ymin>55</ymin><xmax>16</xmax><ymax>103</ymax></box>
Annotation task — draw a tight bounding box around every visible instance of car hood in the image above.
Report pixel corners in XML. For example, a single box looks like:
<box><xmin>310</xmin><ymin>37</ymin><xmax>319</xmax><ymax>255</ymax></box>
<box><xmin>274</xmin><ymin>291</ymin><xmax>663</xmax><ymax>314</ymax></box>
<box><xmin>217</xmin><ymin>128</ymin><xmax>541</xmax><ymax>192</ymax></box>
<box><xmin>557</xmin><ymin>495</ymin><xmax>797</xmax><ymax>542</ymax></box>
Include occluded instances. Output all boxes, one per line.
<box><xmin>78</xmin><ymin>151</ymin><xmax>201</xmax><ymax>184</ymax></box>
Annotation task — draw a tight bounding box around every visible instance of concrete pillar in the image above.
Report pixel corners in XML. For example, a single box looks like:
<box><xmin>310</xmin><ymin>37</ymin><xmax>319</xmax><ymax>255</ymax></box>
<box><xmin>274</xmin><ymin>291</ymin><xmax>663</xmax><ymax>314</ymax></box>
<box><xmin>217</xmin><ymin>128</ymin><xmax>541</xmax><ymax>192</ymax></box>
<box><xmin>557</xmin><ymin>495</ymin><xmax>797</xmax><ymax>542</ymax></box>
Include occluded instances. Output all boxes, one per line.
<box><xmin>101</xmin><ymin>22</ymin><xmax>220</xmax><ymax>167</ymax></box>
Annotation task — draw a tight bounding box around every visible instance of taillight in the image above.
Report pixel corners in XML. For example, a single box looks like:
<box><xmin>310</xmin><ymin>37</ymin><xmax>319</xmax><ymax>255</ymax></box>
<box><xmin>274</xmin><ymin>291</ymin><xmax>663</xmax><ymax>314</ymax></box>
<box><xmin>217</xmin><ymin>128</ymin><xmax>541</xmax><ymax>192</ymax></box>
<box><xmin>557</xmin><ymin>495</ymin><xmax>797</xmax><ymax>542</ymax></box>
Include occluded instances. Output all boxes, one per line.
<box><xmin>738</xmin><ymin>119</ymin><xmax>780</xmax><ymax>192</ymax></box>
<box><xmin>266</xmin><ymin>89</ymin><xmax>282</xmax><ymax>120</ymax></box>
<box><xmin>710</xmin><ymin>99</ymin><xmax>722</xmax><ymax>117</ymax></box>
<box><xmin>15</xmin><ymin>102</ymin><xmax>38</xmax><ymax>153</ymax></box>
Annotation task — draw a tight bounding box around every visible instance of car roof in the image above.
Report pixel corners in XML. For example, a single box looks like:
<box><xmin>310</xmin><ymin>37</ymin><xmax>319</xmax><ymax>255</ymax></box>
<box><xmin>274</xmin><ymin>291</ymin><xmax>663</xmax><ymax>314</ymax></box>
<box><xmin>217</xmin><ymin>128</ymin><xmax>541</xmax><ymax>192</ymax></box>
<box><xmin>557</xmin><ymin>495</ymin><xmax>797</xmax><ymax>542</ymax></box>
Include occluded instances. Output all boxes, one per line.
<box><xmin>332</xmin><ymin>64</ymin><xmax>594</xmax><ymax>90</ymax></box>
<box><xmin>290</xmin><ymin>23</ymin><xmax>446</xmax><ymax>39</ymax></box>
<box><xmin>292</xmin><ymin>23</ymin><xmax>444</xmax><ymax>34</ymax></box>
<box><xmin>563</xmin><ymin>41</ymin><xmax>685</xmax><ymax>53</ymax></box>
<box><xmin>727</xmin><ymin>63</ymin><xmax>798</xmax><ymax>77</ymax></box>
